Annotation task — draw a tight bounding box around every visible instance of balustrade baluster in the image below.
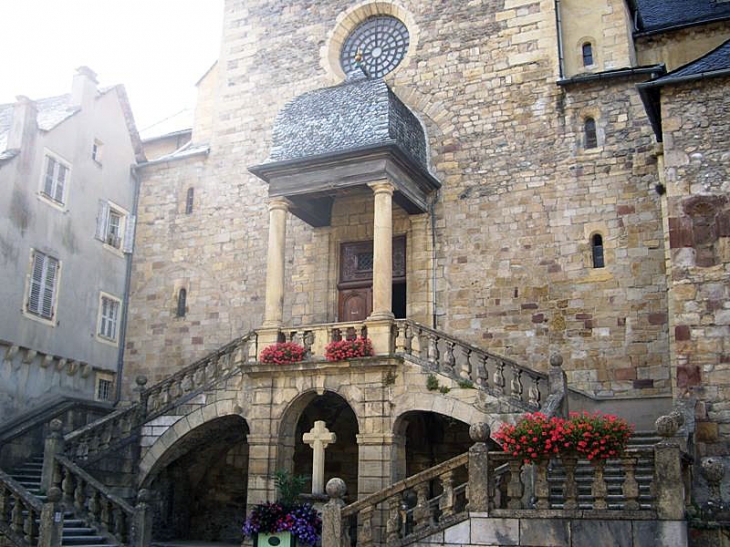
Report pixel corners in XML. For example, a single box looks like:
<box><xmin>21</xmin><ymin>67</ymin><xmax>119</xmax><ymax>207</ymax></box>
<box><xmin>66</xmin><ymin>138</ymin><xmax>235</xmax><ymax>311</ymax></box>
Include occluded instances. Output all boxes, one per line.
<box><xmin>303</xmin><ymin>331</ymin><xmax>314</xmax><ymax>359</ymax></box>
<box><xmin>443</xmin><ymin>341</ymin><xmax>456</xmax><ymax>374</ymax></box>
<box><xmin>462</xmin><ymin>347</ymin><xmax>473</xmax><ymax>380</ymax></box>
<box><xmin>528</xmin><ymin>375</ymin><xmax>541</xmax><ymax>407</ymax></box>
<box><xmin>11</xmin><ymin>494</ymin><xmax>23</xmax><ymax>535</ymax></box>
<box><xmin>510</xmin><ymin>366</ymin><xmax>523</xmax><ymax>400</ymax></box>
<box><xmin>24</xmin><ymin>506</ymin><xmax>36</xmax><ymax>545</ymax></box>
<box><xmin>404</xmin><ymin>323</ymin><xmax>413</xmax><ymax>354</ymax></box>
<box><xmin>507</xmin><ymin>460</ymin><xmax>524</xmax><ymax>509</ymax></box>
<box><xmin>193</xmin><ymin>366</ymin><xmax>205</xmax><ymax>388</ymax></box>
<box><xmin>395</xmin><ymin>323</ymin><xmax>407</xmax><ymax>353</ymax></box>
<box><xmin>534</xmin><ymin>460</ymin><xmax>550</xmax><ymax>509</ymax></box>
<box><xmin>100</xmin><ymin>424</ymin><xmax>112</xmax><ymax>450</ymax></box>
<box><xmin>411</xmin><ymin>327</ymin><xmax>423</xmax><ymax>359</ymax></box>
<box><xmin>101</xmin><ymin>499</ymin><xmax>111</xmax><ymax>532</ymax></box>
<box><xmin>498</xmin><ymin>470</ymin><xmax>509</xmax><ymax>509</ymax></box>
<box><xmin>0</xmin><ymin>486</ymin><xmax>8</xmax><ymax>519</ymax></box>
<box><xmin>115</xmin><ymin>507</ymin><xmax>128</xmax><ymax>543</ymax></box>
<box><xmin>62</xmin><ymin>467</ymin><xmax>74</xmax><ymax>505</ymax></box>
<box><xmin>386</xmin><ymin>496</ymin><xmax>401</xmax><ymax>543</ymax></box>
<box><xmin>358</xmin><ymin>505</ymin><xmax>374</xmax><ymax>547</ymax></box>
<box><xmin>181</xmin><ymin>373</ymin><xmax>193</xmax><ymax>392</ymax></box>
<box><xmin>622</xmin><ymin>457</ymin><xmax>640</xmax><ymax>511</ymax></box>
<box><xmin>88</xmin><ymin>490</ymin><xmax>101</xmax><ymax>525</ymax></box>
<box><xmin>439</xmin><ymin>470</ymin><xmax>456</xmax><ymax>519</ymax></box>
<box><xmin>477</xmin><ymin>355</ymin><xmax>489</xmax><ymax>388</ymax></box>
<box><xmin>74</xmin><ymin>477</ymin><xmax>86</xmax><ymax>513</ymax></box>
<box><xmin>413</xmin><ymin>482</ymin><xmax>432</xmax><ymax>531</ymax></box>
<box><xmin>592</xmin><ymin>460</ymin><xmax>608</xmax><ymax>510</ymax></box>
<box><xmin>561</xmin><ymin>455</ymin><xmax>579</xmax><ymax>510</ymax></box>
<box><xmin>427</xmin><ymin>334</ymin><xmax>440</xmax><ymax>370</ymax></box>
<box><xmin>493</xmin><ymin>362</ymin><xmax>506</xmax><ymax>395</ymax></box>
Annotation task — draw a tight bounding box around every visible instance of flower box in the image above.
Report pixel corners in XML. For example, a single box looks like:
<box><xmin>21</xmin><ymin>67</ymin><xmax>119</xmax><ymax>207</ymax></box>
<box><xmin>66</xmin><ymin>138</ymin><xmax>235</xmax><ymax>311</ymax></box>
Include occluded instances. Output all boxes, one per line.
<box><xmin>260</xmin><ymin>342</ymin><xmax>306</xmax><ymax>364</ymax></box>
<box><xmin>324</xmin><ymin>337</ymin><xmax>373</xmax><ymax>361</ymax></box>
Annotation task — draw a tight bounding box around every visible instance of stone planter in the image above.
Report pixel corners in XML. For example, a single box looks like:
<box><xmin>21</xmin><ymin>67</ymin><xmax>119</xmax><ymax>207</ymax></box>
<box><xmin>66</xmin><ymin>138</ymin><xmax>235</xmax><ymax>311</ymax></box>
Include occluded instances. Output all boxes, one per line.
<box><xmin>256</xmin><ymin>532</ymin><xmax>296</xmax><ymax>547</ymax></box>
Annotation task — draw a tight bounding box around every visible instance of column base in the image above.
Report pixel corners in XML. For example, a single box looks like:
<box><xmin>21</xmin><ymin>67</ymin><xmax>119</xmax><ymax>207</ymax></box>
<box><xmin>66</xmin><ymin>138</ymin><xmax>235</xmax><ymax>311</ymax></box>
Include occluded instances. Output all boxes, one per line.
<box><xmin>367</xmin><ymin>310</ymin><xmax>395</xmax><ymax>321</ymax></box>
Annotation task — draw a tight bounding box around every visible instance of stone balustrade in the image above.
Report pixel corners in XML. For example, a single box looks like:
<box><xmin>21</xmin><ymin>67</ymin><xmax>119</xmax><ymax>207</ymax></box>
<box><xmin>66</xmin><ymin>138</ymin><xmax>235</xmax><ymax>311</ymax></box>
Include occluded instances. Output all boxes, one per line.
<box><xmin>273</xmin><ymin>320</ymin><xmax>371</xmax><ymax>359</ymax></box>
<box><xmin>324</xmin><ymin>417</ymin><xmax>687</xmax><ymax>547</ymax></box>
<box><xmin>0</xmin><ymin>468</ymin><xmax>44</xmax><ymax>547</ymax></box>
<box><xmin>53</xmin><ymin>455</ymin><xmax>151</xmax><ymax>547</ymax></box>
<box><xmin>394</xmin><ymin>320</ymin><xmax>548</xmax><ymax>410</ymax></box>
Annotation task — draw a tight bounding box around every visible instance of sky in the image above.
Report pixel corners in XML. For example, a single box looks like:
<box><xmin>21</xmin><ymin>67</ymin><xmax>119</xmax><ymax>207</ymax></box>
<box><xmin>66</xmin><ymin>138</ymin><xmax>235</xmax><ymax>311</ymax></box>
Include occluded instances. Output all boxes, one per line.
<box><xmin>0</xmin><ymin>0</ymin><xmax>224</xmax><ymax>136</ymax></box>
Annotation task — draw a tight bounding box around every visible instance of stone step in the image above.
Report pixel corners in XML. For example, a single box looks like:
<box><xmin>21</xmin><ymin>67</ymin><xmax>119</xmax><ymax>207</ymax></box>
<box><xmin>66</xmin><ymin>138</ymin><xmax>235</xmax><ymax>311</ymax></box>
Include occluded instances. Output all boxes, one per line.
<box><xmin>62</xmin><ymin>535</ymin><xmax>107</xmax><ymax>545</ymax></box>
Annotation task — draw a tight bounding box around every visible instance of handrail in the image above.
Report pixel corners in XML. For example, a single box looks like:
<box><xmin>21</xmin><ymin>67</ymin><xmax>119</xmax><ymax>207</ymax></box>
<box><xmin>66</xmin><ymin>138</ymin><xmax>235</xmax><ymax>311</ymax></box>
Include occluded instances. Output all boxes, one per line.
<box><xmin>0</xmin><ymin>469</ymin><xmax>43</xmax><ymax>513</ymax></box>
<box><xmin>65</xmin><ymin>404</ymin><xmax>140</xmax><ymax>443</ymax></box>
<box><xmin>0</xmin><ymin>468</ymin><xmax>44</xmax><ymax>547</ymax></box>
<box><xmin>342</xmin><ymin>453</ymin><xmax>468</xmax><ymax>517</ymax></box>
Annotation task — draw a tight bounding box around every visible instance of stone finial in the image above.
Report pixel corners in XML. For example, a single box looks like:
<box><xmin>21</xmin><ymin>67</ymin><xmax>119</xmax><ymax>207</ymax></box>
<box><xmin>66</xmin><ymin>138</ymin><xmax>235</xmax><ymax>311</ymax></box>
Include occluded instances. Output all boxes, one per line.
<box><xmin>656</xmin><ymin>414</ymin><xmax>679</xmax><ymax>438</ymax></box>
<box><xmin>470</xmin><ymin>422</ymin><xmax>491</xmax><ymax>443</ymax></box>
<box><xmin>549</xmin><ymin>353</ymin><xmax>563</xmax><ymax>367</ymax></box>
<box><xmin>46</xmin><ymin>487</ymin><xmax>62</xmax><ymax>503</ymax></box>
<box><xmin>701</xmin><ymin>458</ymin><xmax>726</xmax><ymax>486</ymax></box>
<box><xmin>326</xmin><ymin>478</ymin><xmax>346</xmax><ymax>499</ymax></box>
<box><xmin>49</xmin><ymin>419</ymin><xmax>63</xmax><ymax>435</ymax></box>
<box><xmin>135</xmin><ymin>375</ymin><xmax>148</xmax><ymax>387</ymax></box>
<box><xmin>669</xmin><ymin>410</ymin><xmax>685</xmax><ymax>428</ymax></box>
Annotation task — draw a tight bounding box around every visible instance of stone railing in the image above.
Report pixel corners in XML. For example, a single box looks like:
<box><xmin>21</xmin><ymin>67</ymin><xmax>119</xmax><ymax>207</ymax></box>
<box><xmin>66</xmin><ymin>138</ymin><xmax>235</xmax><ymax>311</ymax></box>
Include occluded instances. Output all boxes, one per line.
<box><xmin>393</xmin><ymin>320</ymin><xmax>549</xmax><ymax>411</ymax></box>
<box><xmin>0</xmin><ymin>469</ymin><xmax>44</xmax><ymax>547</ymax></box>
<box><xmin>323</xmin><ymin>416</ymin><xmax>688</xmax><ymax>547</ymax></box>
<box><xmin>53</xmin><ymin>454</ymin><xmax>151</xmax><ymax>547</ymax></box>
<box><xmin>270</xmin><ymin>320</ymin><xmax>371</xmax><ymax>360</ymax></box>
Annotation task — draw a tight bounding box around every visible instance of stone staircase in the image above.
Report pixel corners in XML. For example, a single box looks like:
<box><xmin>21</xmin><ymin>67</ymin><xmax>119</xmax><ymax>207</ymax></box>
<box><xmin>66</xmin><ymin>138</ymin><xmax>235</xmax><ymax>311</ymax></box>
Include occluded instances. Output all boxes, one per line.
<box><xmin>4</xmin><ymin>455</ymin><xmax>117</xmax><ymax>547</ymax></box>
<box><xmin>547</xmin><ymin>431</ymin><xmax>661</xmax><ymax>510</ymax></box>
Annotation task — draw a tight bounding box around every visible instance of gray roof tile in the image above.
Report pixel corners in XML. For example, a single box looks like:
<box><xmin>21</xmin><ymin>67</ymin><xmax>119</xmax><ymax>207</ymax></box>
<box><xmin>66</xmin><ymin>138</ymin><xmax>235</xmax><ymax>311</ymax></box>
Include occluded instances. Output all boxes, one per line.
<box><xmin>634</xmin><ymin>0</ymin><xmax>730</xmax><ymax>34</ymax></box>
<box><xmin>0</xmin><ymin>94</ymin><xmax>79</xmax><ymax>153</ymax></box>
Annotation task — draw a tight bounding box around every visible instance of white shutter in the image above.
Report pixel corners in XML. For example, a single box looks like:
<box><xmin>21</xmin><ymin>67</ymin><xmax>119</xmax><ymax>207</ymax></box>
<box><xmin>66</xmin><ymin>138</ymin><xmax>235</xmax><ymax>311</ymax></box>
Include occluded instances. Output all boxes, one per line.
<box><xmin>95</xmin><ymin>200</ymin><xmax>109</xmax><ymax>241</ymax></box>
<box><xmin>54</xmin><ymin>164</ymin><xmax>67</xmax><ymax>203</ymax></box>
<box><xmin>122</xmin><ymin>214</ymin><xmax>136</xmax><ymax>254</ymax></box>
<box><xmin>41</xmin><ymin>257</ymin><xmax>58</xmax><ymax>319</ymax></box>
<box><xmin>43</xmin><ymin>157</ymin><xmax>55</xmax><ymax>197</ymax></box>
<box><xmin>28</xmin><ymin>252</ymin><xmax>45</xmax><ymax>314</ymax></box>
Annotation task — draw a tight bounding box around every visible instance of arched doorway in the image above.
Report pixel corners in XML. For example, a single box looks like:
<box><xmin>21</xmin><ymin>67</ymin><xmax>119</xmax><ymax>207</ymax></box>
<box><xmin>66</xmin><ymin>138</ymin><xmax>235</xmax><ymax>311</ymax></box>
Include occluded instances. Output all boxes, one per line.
<box><xmin>145</xmin><ymin>415</ymin><xmax>250</xmax><ymax>543</ymax></box>
<box><xmin>279</xmin><ymin>391</ymin><xmax>360</xmax><ymax>501</ymax></box>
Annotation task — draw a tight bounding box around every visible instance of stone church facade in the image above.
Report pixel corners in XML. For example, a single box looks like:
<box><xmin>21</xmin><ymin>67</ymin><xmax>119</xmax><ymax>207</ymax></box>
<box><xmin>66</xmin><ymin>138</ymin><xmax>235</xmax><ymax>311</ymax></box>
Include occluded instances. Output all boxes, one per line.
<box><xmin>115</xmin><ymin>0</ymin><xmax>730</xmax><ymax>543</ymax></box>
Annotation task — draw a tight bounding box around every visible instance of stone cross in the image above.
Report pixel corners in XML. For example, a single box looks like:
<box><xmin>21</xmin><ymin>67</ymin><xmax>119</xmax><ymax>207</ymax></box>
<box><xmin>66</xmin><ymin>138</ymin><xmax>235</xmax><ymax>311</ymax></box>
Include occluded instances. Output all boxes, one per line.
<box><xmin>303</xmin><ymin>420</ymin><xmax>336</xmax><ymax>495</ymax></box>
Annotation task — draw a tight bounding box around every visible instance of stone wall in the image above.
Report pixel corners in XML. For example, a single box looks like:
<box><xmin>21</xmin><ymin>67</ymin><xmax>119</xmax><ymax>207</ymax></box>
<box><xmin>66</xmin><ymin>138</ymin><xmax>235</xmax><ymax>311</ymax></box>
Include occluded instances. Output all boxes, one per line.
<box><xmin>636</xmin><ymin>23</ymin><xmax>730</xmax><ymax>72</ymax></box>
<box><xmin>125</xmin><ymin>0</ymin><xmax>670</xmax><ymax>397</ymax></box>
<box><xmin>660</xmin><ymin>76</ymin><xmax>730</xmax><ymax>449</ymax></box>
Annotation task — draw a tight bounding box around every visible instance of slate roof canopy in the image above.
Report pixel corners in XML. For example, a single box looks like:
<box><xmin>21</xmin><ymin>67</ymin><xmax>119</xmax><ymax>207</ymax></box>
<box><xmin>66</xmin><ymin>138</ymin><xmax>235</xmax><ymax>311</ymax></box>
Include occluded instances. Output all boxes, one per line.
<box><xmin>265</xmin><ymin>70</ymin><xmax>429</xmax><ymax>173</ymax></box>
<box><xmin>631</xmin><ymin>0</ymin><xmax>730</xmax><ymax>35</ymax></box>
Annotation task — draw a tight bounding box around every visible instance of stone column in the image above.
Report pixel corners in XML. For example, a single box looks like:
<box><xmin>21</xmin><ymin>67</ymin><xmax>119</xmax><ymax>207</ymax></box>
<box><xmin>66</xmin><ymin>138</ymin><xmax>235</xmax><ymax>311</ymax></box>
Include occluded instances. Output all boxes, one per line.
<box><xmin>263</xmin><ymin>197</ymin><xmax>290</xmax><ymax>328</ymax></box>
<box><xmin>368</xmin><ymin>182</ymin><xmax>395</xmax><ymax>321</ymax></box>
<box><xmin>38</xmin><ymin>487</ymin><xmax>63</xmax><ymax>547</ymax></box>
<box><xmin>41</xmin><ymin>419</ymin><xmax>64</xmax><ymax>494</ymax></box>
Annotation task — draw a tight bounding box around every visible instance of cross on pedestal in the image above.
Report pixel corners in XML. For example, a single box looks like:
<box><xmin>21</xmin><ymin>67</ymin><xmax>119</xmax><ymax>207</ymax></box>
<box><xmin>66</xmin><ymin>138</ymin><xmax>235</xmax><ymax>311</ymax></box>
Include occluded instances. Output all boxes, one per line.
<box><xmin>302</xmin><ymin>420</ymin><xmax>336</xmax><ymax>495</ymax></box>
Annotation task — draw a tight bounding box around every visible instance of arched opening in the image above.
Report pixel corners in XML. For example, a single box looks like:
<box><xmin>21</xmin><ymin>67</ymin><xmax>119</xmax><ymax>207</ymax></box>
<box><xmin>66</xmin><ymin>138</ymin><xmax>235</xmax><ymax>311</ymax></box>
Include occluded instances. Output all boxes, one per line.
<box><xmin>582</xmin><ymin>42</ymin><xmax>594</xmax><ymax>67</ymax></box>
<box><xmin>279</xmin><ymin>391</ymin><xmax>360</xmax><ymax>502</ymax></box>
<box><xmin>176</xmin><ymin>288</ymin><xmax>187</xmax><ymax>317</ymax></box>
<box><xmin>592</xmin><ymin>233</ymin><xmax>605</xmax><ymax>268</ymax></box>
<box><xmin>145</xmin><ymin>415</ymin><xmax>250</xmax><ymax>543</ymax></box>
<box><xmin>584</xmin><ymin>117</ymin><xmax>598</xmax><ymax>149</ymax></box>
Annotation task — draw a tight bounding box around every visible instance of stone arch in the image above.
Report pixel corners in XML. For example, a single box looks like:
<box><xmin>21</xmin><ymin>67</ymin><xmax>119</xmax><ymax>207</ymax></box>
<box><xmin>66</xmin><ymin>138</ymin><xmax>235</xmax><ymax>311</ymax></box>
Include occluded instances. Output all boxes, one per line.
<box><xmin>138</xmin><ymin>398</ymin><xmax>245</xmax><ymax>487</ymax></box>
<box><xmin>390</xmin><ymin>389</ymin><xmax>501</xmax><ymax>432</ymax></box>
<box><xmin>276</xmin><ymin>388</ymin><xmax>362</xmax><ymax>498</ymax></box>
<box><xmin>321</xmin><ymin>1</ymin><xmax>421</xmax><ymax>83</ymax></box>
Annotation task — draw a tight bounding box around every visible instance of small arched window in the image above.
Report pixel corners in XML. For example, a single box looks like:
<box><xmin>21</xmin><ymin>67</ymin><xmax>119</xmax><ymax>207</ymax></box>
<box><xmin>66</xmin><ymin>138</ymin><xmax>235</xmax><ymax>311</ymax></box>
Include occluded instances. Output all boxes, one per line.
<box><xmin>582</xmin><ymin>42</ymin><xmax>594</xmax><ymax>67</ymax></box>
<box><xmin>584</xmin><ymin>117</ymin><xmax>598</xmax><ymax>149</ymax></box>
<box><xmin>592</xmin><ymin>234</ymin><xmax>605</xmax><ymax>268</ymax></box>
<box><xmin>176</xmin><ymin>288</ymin><xmax>187</xmax><ymax>317</ymax></box>
<box><xmin>185</xmin><ymin>187</ymin><xmax>194</xmax><ymax>214</ymax></box>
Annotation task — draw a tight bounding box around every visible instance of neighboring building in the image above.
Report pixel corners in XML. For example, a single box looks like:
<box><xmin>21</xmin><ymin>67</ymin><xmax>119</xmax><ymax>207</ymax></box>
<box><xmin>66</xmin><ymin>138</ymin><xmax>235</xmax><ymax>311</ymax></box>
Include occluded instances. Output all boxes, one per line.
<box><xmin>0</xmin><ymin>67</ymin><xmax>145</xmax><ymax>421</ymax></box>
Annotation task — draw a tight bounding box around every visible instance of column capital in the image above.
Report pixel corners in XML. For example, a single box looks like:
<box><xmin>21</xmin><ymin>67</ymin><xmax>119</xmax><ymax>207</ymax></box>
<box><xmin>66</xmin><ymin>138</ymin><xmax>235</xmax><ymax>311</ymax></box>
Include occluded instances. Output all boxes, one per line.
<box><xmin>368</xmin><ymin>181</ymin><xmax>395</xmax><ymax>196</ymax></box>
<box><xmin>268</xmin><ymin>196</ymin><xmax>291</xmax><ymax>212</ymax></box>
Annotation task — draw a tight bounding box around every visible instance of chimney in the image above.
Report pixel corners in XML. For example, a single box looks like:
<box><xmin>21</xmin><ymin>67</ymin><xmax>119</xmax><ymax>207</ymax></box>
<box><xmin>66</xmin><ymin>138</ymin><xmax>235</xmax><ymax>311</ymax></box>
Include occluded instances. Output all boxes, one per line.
<box><xmin>7</xmin><ymin>95</ymin><xmax>38</xmax><ymax>150</ymax></box>
<box><xmin>70</xmin><ymin>66</ymin><xmax>98</xmax><ymax>109</ymax></box>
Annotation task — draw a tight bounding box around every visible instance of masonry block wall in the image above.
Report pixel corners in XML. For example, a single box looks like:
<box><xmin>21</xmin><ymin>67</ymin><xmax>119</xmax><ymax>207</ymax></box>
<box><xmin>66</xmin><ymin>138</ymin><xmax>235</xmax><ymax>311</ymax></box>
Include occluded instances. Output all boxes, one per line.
<box><xmin>661</xmin><ymin>76</ymin><xmax>730</xmax><ymax>451</ymax></box>
<box><xmin>125</xmin><ymin>0</ymin><xmax>669</xmax><ymax>397</ymax></box>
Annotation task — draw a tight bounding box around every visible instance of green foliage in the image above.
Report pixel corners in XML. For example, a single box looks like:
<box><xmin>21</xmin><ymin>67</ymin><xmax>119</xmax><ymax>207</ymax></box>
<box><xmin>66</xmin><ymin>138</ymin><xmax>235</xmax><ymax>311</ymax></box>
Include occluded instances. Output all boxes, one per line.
<box><xmin>438</xmin><ymin>385</ymin><xmax>451</xmax><ymax>394</ymax></box>
<box><xmin>426</xmin><ymin>374</ymin><xmax>439</xmax><ymax>391</ymax></box>
<box><xmin>274</xmin><ymin>470</ymin><xmax>307</xmax><ymax>505</ymax></box>
<box><xmin>457</xmin><ymin>379</ymin><xmax>475</xmax><ymax>389</ymax></box>
<box><xmin>383</xmin><ymin>370</ymin><xmax>397</xmax><ymax>386</ymax></box>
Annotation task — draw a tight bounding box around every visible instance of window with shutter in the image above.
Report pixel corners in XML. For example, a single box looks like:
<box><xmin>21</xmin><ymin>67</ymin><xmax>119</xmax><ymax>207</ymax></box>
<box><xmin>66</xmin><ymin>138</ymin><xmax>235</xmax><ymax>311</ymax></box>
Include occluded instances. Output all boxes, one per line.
<box><xmin>26</xmin><ymin>250</ymin><xmax>60</xmax><ymax>320</ymax></box>
<box><xmin>98</xmin><ymin>294</ymin><xmax>121</xmax><ymax>342</ymax></box>
<box><xmin>40</xmin><ymin>153</ymin><xmax>71</xmax><ymax>206</ymax></box>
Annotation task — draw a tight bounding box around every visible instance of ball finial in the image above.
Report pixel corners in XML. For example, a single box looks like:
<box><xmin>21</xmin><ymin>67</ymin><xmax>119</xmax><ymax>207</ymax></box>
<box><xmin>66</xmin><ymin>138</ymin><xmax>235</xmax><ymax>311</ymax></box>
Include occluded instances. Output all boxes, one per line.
<box><xmin>326</xmin><ymin>478</ymin><xmax>347</xmax><ymax>499</ymax></box>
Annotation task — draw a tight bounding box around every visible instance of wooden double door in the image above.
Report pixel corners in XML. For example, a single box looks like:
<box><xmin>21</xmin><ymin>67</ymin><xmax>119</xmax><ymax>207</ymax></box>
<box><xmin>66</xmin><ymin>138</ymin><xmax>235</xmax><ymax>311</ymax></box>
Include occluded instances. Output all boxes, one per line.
<box><xmin>338</xmin><ymin>237</ymin><xmax>406</xmax><ymax>322</ymax></box>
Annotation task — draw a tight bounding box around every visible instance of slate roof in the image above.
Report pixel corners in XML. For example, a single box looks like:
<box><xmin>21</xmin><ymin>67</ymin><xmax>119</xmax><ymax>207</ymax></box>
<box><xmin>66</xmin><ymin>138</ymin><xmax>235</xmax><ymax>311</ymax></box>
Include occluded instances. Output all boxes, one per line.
<box><xmin>266</xmin><ymin>69</ymin><xmax>428</xmax><ymax>171</ymax></box>
<box><xmin>0</xmin><ymin>94</ymin><xmax>79</xmax><ymax>152</ymax></box>
<box><xmin>633</xmin><ymin>0</ymin><xmax>730</xmax><ymax>34</ymax></box>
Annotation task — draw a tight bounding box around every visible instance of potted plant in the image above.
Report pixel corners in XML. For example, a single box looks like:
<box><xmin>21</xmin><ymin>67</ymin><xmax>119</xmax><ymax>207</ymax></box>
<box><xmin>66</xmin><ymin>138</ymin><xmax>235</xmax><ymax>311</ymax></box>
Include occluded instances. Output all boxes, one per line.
<box><xmin>260</xmin><ymin>342</ymin><xmax>307</xmax><ymax>364</ymax></box>
<box><xmin>243</xmin><ymin>471</ymin><xmax>321</xmax><ymax>547</ymax></box>
<box><xmin>324</xmin><ymin>336</ymin><xmax>373</xmax><ymax>361</ymax></box>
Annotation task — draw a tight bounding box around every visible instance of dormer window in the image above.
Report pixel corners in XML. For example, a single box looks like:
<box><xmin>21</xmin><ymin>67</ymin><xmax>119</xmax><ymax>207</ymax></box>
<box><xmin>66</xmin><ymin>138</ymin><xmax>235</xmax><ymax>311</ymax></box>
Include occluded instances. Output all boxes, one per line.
<box><xmin>582</xmin><ymin>42</ymin><xmax>594</xmax><ymax>67</ymax></box>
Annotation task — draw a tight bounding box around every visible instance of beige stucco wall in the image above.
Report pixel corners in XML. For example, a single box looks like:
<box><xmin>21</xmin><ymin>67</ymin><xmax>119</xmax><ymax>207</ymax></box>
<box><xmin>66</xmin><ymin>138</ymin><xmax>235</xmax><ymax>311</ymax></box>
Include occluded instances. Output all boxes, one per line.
<box><xmin>636</xmin><ymin>22</ymin><xmax>730</xmax><ymax>72</ymax></box>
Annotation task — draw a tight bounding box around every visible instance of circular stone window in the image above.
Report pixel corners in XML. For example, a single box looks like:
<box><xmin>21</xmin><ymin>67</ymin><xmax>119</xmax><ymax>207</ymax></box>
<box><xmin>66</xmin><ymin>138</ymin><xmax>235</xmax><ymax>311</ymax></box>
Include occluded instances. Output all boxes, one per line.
<box><xmin>340</xmin><ymin>15</ymin><xmax>410</xmax><ymax>79</ymax></box>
